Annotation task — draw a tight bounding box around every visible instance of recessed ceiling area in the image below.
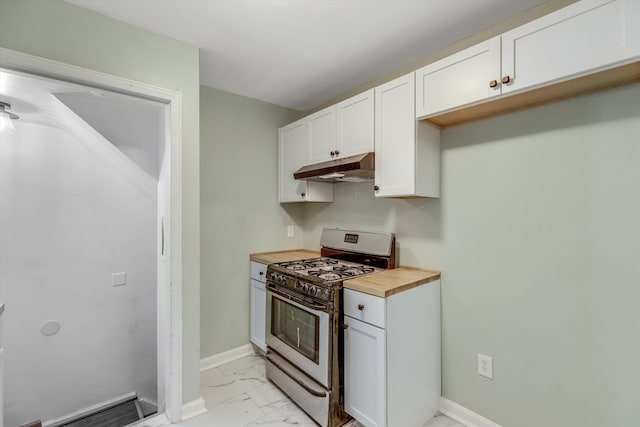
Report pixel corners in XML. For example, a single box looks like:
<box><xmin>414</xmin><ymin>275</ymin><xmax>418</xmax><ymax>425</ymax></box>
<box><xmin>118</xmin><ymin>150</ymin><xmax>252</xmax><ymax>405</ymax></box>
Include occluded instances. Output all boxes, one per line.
<box><xmin>66</xmin><ymin>0</ymin><xmax>548</xmax><ymax>111</ymax></box>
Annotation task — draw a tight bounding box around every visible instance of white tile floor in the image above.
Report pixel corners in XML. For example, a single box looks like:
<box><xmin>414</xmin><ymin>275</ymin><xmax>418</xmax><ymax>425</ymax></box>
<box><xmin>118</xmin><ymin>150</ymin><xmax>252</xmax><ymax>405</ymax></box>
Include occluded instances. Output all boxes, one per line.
<box><xmin>173</xmin><ymin>353</ymin><xmax>465</xmax><ymax>427</ymax></box>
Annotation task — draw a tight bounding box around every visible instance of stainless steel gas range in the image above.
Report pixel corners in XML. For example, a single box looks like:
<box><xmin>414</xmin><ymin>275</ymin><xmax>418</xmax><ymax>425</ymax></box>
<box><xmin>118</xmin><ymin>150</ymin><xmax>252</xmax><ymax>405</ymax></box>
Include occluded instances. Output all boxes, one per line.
<box><xmin>265</xmin><ymin>228</ymin><xmax>395</xmax><ymax>427</ymax></box>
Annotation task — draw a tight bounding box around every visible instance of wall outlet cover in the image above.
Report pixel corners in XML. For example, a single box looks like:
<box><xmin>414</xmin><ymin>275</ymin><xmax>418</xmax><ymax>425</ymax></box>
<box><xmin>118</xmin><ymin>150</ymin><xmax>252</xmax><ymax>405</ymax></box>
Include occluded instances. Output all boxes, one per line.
<box><xmin>478</xmin><ymin>353</ymin><xmax>493</xmax><ymax>379</ymax></box>
<box><xmin>112</xmin><ymin>272</ymin><xmax>127</xmax><ymax>286</ymax></box>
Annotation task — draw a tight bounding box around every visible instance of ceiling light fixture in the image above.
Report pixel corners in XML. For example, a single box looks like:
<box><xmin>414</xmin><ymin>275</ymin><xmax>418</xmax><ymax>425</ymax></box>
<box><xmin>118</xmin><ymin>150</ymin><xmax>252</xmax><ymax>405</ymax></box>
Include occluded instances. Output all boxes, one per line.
<box><xmin>0</xmin><ymin>101</ymin><xmax>20</xmax><ymax>135</ymax></box>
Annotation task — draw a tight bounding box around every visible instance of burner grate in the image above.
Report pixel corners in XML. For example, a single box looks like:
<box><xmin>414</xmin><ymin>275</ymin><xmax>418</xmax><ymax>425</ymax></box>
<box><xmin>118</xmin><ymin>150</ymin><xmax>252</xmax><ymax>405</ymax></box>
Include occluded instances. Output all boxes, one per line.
<box><xmin>306</xmin><ymin>265</ymin><xmax>376</xmax><ymax>280</ymax></box>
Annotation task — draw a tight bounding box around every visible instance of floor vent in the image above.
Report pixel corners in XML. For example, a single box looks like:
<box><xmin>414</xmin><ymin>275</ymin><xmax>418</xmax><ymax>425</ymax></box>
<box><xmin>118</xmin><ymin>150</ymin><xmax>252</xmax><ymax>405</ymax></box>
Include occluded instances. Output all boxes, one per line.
<box><xmin>57</xmin><ymin>398</ymin><xmax>141</xmax><ymax>427</ymax></box>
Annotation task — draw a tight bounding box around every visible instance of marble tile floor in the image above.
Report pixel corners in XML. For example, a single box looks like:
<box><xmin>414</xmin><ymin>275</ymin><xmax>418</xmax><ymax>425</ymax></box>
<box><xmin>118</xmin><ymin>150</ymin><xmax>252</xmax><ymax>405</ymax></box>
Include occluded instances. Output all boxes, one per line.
<box><xmin>170</xmin><ymin>353</ymin><xmax>465</xmax><ymax>427</ymax></box>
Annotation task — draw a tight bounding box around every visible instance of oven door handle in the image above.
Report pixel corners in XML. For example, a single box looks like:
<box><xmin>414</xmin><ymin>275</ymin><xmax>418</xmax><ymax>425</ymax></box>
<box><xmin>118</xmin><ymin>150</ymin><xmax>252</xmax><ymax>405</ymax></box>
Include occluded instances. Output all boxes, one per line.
<box><xmin>267</xmin><ymin>284</ymin><xmax>328</xmax><ymax>311</ymax></box>
<box><xmin>266</xmin><ymin>354</ymin><xmax>327</xmax><ymax>398</ymax></box>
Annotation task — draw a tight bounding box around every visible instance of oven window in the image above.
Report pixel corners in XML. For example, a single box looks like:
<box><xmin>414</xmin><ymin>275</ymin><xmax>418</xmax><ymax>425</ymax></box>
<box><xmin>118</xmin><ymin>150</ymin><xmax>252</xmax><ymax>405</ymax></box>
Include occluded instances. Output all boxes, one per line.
<box><xmin>271</xmin><ymin>297</ymin><xmax>320</xmax><ymax>364</ymax></box>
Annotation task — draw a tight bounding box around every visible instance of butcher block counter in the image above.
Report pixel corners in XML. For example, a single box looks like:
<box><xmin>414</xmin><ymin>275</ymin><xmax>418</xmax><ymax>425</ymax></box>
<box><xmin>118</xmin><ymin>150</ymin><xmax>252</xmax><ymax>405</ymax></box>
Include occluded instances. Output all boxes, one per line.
<box><xmin>343</xmin><ymin>266</ymin><xmax>440</xmax><ymax>298</ymax></box>
<box><xmin>250</xmin><ymin>249</ymin><xmax>319</xmax><ymax>265</ymax></box>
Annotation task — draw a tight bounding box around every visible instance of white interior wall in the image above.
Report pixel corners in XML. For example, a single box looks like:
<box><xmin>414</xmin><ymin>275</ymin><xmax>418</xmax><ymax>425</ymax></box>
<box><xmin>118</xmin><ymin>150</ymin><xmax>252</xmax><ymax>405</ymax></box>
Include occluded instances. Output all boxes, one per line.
<box><xmin>0</xmin><ymin>119</ymin><xmax>157</xmax><ymax>426</ymax></box>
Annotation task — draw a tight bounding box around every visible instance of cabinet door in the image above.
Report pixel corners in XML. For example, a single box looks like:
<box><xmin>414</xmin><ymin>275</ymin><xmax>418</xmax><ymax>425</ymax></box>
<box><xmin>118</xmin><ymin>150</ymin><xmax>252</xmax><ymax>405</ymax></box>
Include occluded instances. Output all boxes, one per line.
<box><xmin>279</xmin><ymin>119</ymin><xmax>309</xmax><ymax>202</ymax></box>
<box><xmin>344</xmin><ymin>316</ymin><xmax>387</xmax><ymax>427</ymax></box>
<box><xmin>416</xmin><ymin>36</ymin><xmax>501</xmax><ymax>118</ymax></box>
<box><xmin>336</xmin><ymin>89</ymin><xmax>374</xmax><ymax>158</ymax></box>
<box><xmin>344</xmin><ymin>316</ymin><xmax>386</xmax><ymax>427</ymax></box>
<box><xmin>375</xmin><ymin>73</ymin><xmax>416</xmax><ymax>197</ymax></box>
<box><xmin>501</xmin><ymin>0</ymin><xmax>626</xmax><ymax>94</ymax></box>
<box><xmin>626</xmin><ymin>0</ymin><xmax>640</xmax><ymax>58</ymax></box>
<box><xmin>250</xmin><ymin>279</ymin><xmax>266</xmax><ymax>351</ymax></box>
<box><xmin>307</xmin><ymin>106</ymin><xmax>337</xmax><ymax>163</ymax></box>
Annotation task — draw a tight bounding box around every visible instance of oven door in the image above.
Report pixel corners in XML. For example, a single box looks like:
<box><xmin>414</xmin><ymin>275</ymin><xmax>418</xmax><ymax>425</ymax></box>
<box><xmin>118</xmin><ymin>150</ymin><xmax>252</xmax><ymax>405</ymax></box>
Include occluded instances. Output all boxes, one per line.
<box><xmin>266</xmin><ymin>286</ymin><xmax>330</xmax><ymax>388</ymax></box>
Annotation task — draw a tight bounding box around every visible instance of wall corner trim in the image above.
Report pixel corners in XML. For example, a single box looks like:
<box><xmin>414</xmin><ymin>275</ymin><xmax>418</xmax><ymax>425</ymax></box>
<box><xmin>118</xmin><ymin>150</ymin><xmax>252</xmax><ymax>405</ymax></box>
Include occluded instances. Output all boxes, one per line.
<box><xmin>440</xmin><ymin>397</ymin><xmax>502</xmax><ymax>427</ymax></box>
<box><xmin>200</xmin><ymin>343</ymin><xmax>255</xmax><ymax>372</ymax></box>
<box><xmin>181</xmin><ymin>398</ymin><xmax>207</xmax><ymax>421</ymax></box>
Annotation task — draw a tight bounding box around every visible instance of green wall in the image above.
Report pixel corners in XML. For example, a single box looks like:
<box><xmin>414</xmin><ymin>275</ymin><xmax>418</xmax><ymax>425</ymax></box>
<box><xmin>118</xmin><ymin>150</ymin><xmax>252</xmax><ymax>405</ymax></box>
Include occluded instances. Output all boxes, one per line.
<box><xmin>199</xmin><ymin>85</ymin><xmax>304</xmax><ymax>357</ymax></box>
<box><xmin>303</xmin><ymin>84</ymin><xmax>640</xmax><ymax>426</ymax></box>
<box><xmin>0</xmin><ymin>0</ymin><xmax>202</xmax><ymax>404</ymax></box>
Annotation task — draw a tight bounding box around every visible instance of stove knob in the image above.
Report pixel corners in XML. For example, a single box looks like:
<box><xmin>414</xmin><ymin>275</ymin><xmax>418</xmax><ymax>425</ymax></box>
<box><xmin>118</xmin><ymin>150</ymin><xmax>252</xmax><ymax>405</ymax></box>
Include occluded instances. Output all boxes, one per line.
<box><xmin>300</xmin><ymin>282</ymin><xmax>308</xmax><ymax>292</ymax></box>
<box><xmin>309</xmin><ymin>286</ymin><xmax>317</xmax><ymax>296</ymax></box>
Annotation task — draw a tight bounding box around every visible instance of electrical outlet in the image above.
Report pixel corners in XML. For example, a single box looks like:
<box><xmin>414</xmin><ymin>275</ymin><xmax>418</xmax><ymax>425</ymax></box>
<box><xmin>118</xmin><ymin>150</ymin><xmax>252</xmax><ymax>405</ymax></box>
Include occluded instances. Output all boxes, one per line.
<box><xmin>477</xmin><ymin>353</ymin><xmax>493</xmax><ymax>379</ymax></box>
<box><xmin>287</xmin><ymin>225</ymin><xmax>295</xmax><ymax>237</ymax></box>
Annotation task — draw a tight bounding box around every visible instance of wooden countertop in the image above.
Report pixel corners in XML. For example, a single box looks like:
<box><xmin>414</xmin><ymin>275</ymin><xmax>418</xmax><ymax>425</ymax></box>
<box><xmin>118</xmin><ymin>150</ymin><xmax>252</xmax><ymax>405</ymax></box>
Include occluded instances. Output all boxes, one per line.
<box><xmin>344</xmin><ymin>266</ymin><xmax>440</xmax><ymax>298</ymax></box>
<box><xmin>250</xmin><ymin>249</ymin><xmax>320</xmax><ymax>265</ymax></box>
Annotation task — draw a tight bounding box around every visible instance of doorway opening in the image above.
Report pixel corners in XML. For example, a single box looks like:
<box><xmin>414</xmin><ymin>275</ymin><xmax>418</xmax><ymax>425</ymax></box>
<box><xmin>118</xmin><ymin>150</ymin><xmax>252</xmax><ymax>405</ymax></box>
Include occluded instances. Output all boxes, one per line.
<box><xmin>0</xmin><ymin>49</ymin><xmax>182</xmax><ymax>427</ymax></box>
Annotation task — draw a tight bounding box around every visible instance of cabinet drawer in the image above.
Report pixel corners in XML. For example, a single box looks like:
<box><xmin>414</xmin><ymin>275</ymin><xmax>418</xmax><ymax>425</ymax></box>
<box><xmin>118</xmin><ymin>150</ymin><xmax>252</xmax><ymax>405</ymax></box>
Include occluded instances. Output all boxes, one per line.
<box><xmin>344</xmin><ymin>289</ymin><xmax>385</xmax><ymax>328</ymax></box>
<box><xmin>250</xmin><ymin>261</ymin><xmax>267</xmax><ymax>283</ymax></box>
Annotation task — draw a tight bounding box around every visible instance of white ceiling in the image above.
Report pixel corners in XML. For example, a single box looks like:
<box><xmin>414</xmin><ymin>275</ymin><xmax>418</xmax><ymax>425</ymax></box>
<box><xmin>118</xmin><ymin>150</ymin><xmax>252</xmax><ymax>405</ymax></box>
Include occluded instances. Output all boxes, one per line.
<box><xmin>0</xmin><ymin>70</ymin><xmax>165</xmax><ymax>178</ymax></box>
<box><xmin>66</xmin><ymin>0</ymin><xmax>547</xmax><ymax>111</ymax></box>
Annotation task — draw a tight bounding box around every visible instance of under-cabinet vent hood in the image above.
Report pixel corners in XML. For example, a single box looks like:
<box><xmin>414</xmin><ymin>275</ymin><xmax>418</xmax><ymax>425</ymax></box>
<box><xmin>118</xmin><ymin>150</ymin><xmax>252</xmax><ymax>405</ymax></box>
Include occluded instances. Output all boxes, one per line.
<box><xmin>293</xmin><ymin>152</ymin><xmax>375</xmax><ymax>182</ymax></box>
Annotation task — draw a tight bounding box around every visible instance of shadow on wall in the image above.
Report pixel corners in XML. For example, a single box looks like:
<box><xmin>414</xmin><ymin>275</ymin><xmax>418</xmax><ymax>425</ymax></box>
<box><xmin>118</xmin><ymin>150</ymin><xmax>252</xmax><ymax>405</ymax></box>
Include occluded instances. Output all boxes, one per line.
<box><xmin>442</xmin><ymin>84</ymin><xmax>640</xmax><ymax>149</ymax></box>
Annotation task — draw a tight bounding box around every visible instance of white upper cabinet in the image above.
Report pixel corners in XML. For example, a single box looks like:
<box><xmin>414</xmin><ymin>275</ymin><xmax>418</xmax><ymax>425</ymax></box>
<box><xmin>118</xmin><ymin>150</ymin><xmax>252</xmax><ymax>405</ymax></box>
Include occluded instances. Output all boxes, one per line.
<box><xmin>307</xmin><ymin>89</ymin><xmax>375</xmax><ymax>164</ymax></box>
<box><xmin>416</xmin><ymin>37</ymin><xmax>501</xmax><ymax>118</ymax></box>
<box><xmin>501</xmin><ymin>0</ymin><xmax>626</xmax><ymax>95</ymax></box>
<box><xmin>307</xmin><ymin>106</ymin><xmax>337</xmax><ymax>164</ymax></box>
<box><xmin>336</xmin><ymin>89</ymin><xmax>375</xmax><ymax>158</ymax></box>
<box><xmin>375</xmin><ymin>73</ymin><xmax>440</xmax><ymax>198</ymax></box>
<box><xmin>279</xmin><ymin>119</ymin><xmax>333</xmax><ymax>203</ymax></box>
<box><xmin>416</xmin><ymin>0</ymin><xmax>638</xmax><ymax>122</ymax></box>
<box><xmin>627</xmin><ymin>0</ymin><xmax>640</xmax><ymax>58</ymax></box>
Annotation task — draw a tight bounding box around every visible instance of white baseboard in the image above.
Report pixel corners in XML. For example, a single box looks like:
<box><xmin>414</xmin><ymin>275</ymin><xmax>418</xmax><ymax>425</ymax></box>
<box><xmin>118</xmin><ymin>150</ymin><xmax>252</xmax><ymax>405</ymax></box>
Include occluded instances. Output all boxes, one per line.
<box><xmin>440</xmin><ymin>397</ymin><xmax>502</xmax><ymax>427</ymax></box>
<box><xmin>181</xmin><ymin>398</ymin><xmax>207</xmax><ymax>421</ymax></box>
<box><xmin>200</xmin><ymin>343</ymin><xmax>255</xmax><ymax>371</ymax></box>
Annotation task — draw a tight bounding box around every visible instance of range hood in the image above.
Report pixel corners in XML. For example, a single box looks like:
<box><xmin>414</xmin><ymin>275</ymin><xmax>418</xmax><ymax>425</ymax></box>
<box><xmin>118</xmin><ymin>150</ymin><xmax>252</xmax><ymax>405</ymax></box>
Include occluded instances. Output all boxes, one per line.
<box><xmin>293</xmin><ymin>152</ymin><xmax>375</xmax><ymax>183</ymax></box>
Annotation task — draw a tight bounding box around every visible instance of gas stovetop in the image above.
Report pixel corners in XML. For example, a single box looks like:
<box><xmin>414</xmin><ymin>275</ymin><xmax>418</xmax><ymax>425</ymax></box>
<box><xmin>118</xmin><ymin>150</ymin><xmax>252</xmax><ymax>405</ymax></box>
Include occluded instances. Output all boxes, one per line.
<box><xmin>267</xmin><ymin>257</ymin><xmax>382</xmax><ymax>302</ymax></box>
<box><xmin>275</xmin><ymin>257</ymin><xmax>379</xmax><ymax>282</ymax></box>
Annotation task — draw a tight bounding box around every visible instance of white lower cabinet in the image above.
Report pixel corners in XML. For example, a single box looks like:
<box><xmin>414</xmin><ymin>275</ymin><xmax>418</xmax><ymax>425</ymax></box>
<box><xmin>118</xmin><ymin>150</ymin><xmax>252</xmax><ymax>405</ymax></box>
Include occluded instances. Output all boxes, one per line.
<box><xmin>250</xmin><ymin>261</ymin><xmax>267</xmax><ymax>351</ymax></box>
<box><xmin>343</xmin><ymin>282</ymin><xmax>441</xmax><ymax>427</ymax></box>
<box><xmin>344</xmin><ymin>315</ymin><xmax>386</xmax><ymax>427</ymax></box>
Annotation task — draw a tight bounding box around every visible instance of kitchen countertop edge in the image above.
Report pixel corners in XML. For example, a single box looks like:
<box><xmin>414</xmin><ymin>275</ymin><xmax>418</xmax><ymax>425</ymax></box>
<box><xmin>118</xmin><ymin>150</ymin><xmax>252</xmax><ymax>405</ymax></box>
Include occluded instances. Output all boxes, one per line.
<box><xmin>343</xmin><ymin>266</ymin><xmax>441</xmax><ymax>298</ymax></box>
<box><xmin>250</xmin><ymin>249</ymin><xmax>320</xmax><ymax>265</ymax></box>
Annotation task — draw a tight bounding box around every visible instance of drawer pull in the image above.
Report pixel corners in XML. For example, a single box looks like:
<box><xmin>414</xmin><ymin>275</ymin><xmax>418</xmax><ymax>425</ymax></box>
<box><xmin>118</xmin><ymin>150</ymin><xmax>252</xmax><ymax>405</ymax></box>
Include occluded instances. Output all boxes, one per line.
<box><xmin>343</xmin><ymin>324</ymin><xmax>349</xmax><ymax>329</ymax></box>
<box><xmin>357</xmin><ymin>304</ymin><xmax>364</xmax><ymax>311</ymax></box>
<box><xmin>489</xmin><ymin>79</ymin><xmax>498</xmax><ymax>88</ymax></box>
<box><xmin>502</xmin><ymin>75</ymin><xmax>511</xmax><ymax>84</ymax></box>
